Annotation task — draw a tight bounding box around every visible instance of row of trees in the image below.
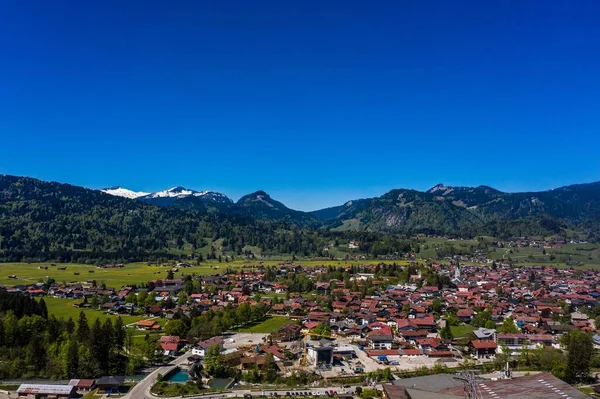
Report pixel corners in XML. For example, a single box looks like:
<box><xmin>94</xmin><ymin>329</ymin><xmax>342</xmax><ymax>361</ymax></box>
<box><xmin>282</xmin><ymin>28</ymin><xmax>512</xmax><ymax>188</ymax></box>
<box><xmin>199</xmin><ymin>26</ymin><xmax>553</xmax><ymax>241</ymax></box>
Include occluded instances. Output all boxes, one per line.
<box><xmin>0</xmin><ymin>298</ymin><xmax>128</xmax><ymax>379</ymax></box>
<box><xmin>162</xmin><ymin>302</ymin><xmax>270</xmax><ymax>340</ymax></box>
<box><xmin>493</xmin><ymin>330</ymin><xmax>594</xmax><ymax>384</ymax></box>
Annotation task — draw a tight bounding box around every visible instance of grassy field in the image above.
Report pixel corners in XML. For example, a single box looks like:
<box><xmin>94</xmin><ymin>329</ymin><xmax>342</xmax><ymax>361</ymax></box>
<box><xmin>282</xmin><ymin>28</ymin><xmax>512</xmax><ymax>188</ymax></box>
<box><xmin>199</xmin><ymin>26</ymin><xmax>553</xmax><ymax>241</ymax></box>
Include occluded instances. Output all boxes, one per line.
<box><xmin>0</xmin><ymin>262</ymin><xmax>246</xmax><ymax>288</ymax></box>
<box><xmin>81</xmin><ymin>389</ymin><xmax>101</xmax><ymax>399</ymax></box>
<box><xmin>0</xmin><ymin>260</ymin><xmax>393</xmax><ymax>288</ymax></box>
<box><xmin>237</xmin><ymin>316</ymin><xmax>293</xmax><ymax>333</ymax></box>
<box><xmin>42</xmin><ymin>297</ymin><xmax>147</xmax><ymax>325</ymax></box>
<box><xmin>487</xmin><ymin>243</ymin><xmax>600</xmax><ymax>267</ymax></box>
<box><xmin>416</xmin><ymin>236</ymin><xmax>600</xmax><ymax>268</ymax></box>
<box><xmin>450</xmin><ymin>324</ymin><xmax>476</xmax><ymax>338</ymax></box>
<box><xmin>416</xmin><ymin>237</ymin><xmax>481</xmax><ymax>259</ymax></box>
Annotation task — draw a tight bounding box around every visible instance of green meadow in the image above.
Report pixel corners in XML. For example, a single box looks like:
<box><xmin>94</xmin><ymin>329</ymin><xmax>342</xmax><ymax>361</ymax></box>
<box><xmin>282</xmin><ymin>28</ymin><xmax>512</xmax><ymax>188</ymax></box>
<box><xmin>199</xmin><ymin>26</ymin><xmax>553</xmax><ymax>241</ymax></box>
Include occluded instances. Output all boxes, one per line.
<box><xmin>0</xmin><ymin>259</ymin><xmax>393</xmax><ymax>289</ymax></box>
<box><xmin>236</xmin><ymin>316</ymin><xmax>293</xmax><ymax>333</ymax></box>
<box><xmin>450</xmin><ymin>324</ymin><xmax>476</xmax><ymax>338</ymax></box>
<box><xmin>42</xmin><ymin>296</ymin><xmax>146</xmax><ymax>325</ymax></box>
<box><xmin>0</xmin><ymin>262</ymin><xmax>240</xmax><ymax>288</ymax></box>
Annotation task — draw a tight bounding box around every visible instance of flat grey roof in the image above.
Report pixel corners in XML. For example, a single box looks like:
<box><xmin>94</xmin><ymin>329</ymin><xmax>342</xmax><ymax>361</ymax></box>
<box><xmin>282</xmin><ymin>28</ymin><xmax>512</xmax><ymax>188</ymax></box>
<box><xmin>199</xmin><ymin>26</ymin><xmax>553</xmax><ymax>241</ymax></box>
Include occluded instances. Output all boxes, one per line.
<box><xmin>389</xmin><ymin>372</ymin><xmax>588</xmax><ymax>399</ymax></box>
<box><xmin>17</xmin><ymin>384</ymin><xmax>75</xmax><ymax>395</ymax></box>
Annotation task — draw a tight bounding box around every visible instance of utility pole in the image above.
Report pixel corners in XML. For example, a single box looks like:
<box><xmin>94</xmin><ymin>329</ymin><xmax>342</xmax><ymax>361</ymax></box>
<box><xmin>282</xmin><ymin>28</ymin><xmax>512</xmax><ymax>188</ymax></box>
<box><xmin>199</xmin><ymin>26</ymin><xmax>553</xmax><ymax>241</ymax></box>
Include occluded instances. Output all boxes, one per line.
<box><xmin>454</xmin><ymin>370</ymin><xmax>483</xmax><ymax>399</ymax></box>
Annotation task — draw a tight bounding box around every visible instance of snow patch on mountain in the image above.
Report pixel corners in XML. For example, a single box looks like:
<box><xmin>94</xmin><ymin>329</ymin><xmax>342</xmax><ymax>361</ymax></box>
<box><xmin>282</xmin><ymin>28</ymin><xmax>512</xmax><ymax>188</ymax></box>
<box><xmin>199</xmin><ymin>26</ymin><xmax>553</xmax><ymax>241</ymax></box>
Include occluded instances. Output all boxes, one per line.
<box><xmin>193</xmin><ymin>191</ymin><xmax>233</xmax><ymax>204</ymax></box>
<box><xmin>137</xmin><ymin>187</ymin><xmax>233</xmax><ymax>204</ymax></box>
<box><xmin>145</xmin><ymin>186</ymin><xmax>196</xmax><ymax>198</ymax></box>
<box><xmin>101</xmin><ymin>186</ymin><xmax>150</xmax><ymax>199</ymax></box>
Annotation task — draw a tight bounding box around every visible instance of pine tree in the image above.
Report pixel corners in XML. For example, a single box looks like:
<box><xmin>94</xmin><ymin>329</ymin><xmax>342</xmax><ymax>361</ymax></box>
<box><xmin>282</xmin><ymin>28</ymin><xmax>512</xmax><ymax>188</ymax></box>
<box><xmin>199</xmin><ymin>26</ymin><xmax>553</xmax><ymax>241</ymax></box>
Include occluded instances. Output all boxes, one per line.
<box><xmin>66</xmin><ymin>336</ymin><xmax>79</xmax><ymax>378</ymax></box>
<box><xmin>114</xmin><ymin>317</ymin><xmax>125</xmax><ymax>351</ymax></box>
<box><xmin>440</xmin><ymin>322</ymin><xmax>453</xmax><ymax>341</ymax></box>
<box><xmin>66</xmin><ymin>317</ymin><xmax>75</xmax><ymax>335</ymax></box>
<box><xmin>76</xmin><ymin>312</ymin><xmax>90</xmax><ymax>344</ymax></box>
<box><xmin>565</xmin><ymin>331</ymin><xmax>593</xmax><ymax>383</ymax></box>
<box><xmin>90</xmin><ymin>318</ymin><xmax>107</xmax><ymax>374</ymax></box>
<box><xmin>38</xmin><ymin>298</ymin><xmax>48</xmax><ymax>319</ymax></box>
<box><xmin>102</xmin><ymin>319</ymin><xmax>116</xmax><ymax>374</ymax></box>
<box><xmin>103</xmin><ymin>319</ymin><xmax>115</xmax><ymax>352</ymax></box>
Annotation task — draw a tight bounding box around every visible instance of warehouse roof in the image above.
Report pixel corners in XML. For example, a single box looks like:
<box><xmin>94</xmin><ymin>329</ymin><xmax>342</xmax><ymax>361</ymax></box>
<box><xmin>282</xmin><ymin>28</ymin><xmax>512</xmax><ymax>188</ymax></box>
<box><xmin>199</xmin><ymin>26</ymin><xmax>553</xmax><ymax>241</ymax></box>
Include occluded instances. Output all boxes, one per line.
<box><xmin>17</xmin><ymin>384</ymin><xmax>76</xmax><ymax>395</ymax></box>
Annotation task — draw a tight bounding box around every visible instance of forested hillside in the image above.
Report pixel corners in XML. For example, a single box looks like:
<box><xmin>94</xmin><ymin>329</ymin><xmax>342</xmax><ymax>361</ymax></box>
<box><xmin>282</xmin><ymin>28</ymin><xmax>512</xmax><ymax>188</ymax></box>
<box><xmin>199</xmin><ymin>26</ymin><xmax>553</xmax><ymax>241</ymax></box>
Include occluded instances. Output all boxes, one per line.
<box><xmin>314</xmin><ymin>183</ymin><xmax>600</xmax><ymax>240</ymax></box>
<box><xmin>0</xmin><ymin>175</ymin><xmax>415</xmax><ymax>262</ymax></box>
<box><xmin>1</xmin><ymin>174</ymin><xmax>598</xmax><ymax>263</ymax></box>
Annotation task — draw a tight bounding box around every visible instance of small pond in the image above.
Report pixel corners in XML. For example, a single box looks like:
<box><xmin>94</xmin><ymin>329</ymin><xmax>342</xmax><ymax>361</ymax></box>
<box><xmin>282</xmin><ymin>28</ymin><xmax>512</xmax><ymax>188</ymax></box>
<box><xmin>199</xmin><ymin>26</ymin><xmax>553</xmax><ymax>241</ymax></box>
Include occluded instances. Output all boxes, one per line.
<box><xmin>166</xmin><ymin>369</ymin><xmax>189</xmax><ymax>383</ymax></box>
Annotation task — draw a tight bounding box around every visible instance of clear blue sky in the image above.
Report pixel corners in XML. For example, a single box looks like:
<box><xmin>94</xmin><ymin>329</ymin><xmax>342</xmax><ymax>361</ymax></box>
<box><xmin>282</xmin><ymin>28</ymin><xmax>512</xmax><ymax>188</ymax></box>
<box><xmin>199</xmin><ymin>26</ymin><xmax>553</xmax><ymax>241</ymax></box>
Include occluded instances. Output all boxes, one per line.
<box><xmin>1</xmin><ymin>1</ymin><xmax>599</xmax><ymax>211</ymax></box>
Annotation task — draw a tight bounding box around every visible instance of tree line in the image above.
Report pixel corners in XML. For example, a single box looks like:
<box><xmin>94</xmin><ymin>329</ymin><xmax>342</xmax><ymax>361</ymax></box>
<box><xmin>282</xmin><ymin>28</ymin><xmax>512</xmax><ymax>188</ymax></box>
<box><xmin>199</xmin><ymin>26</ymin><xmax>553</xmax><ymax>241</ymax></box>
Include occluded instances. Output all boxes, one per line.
<box><xmin>0</xmin><ymin>292</ymin><xmax>126</xmax><ymax>379</ymax></box>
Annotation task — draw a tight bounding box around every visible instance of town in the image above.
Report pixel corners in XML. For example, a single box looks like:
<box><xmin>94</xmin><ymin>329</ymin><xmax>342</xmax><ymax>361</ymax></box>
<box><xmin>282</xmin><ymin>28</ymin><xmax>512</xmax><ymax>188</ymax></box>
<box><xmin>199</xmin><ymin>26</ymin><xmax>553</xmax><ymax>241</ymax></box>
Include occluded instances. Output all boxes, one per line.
<box><xmin>1</xmin><ymin>259</ymin><xmax>600</xmax><ymax>398</ymax></box>
<box><xmin>3</xmin><ymin>0</ymin><xmax>599</xmax><ymax>396</ymax></box>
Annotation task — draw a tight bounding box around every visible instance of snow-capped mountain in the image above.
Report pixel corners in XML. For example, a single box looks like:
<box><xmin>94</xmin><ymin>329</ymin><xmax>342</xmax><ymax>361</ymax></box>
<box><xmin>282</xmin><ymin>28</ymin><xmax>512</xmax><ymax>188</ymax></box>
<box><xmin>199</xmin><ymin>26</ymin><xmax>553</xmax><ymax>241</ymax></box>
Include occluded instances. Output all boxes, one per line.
<box><xmin>193</xmin><ymin>191</ymin><xmax>234</xmax><ymax>204</ymax></box>
<box><xmin>140</xmin><ymin>187</ymin><xmax>233</xmax><ymax>204</ymax></box>
<box><xmin>143</xmin><ymin>186</ymin><xmax>199</xmax><ymax>199</ymax></box>
<box><xmin>101</xmin><ymin>185</ymin><xmax>233</xmax><ymax>205</ymax></box>
<box><xmin>101</xmin><ymin>186</ymin><xmax>150</xmax><ymax>199</ymax></box>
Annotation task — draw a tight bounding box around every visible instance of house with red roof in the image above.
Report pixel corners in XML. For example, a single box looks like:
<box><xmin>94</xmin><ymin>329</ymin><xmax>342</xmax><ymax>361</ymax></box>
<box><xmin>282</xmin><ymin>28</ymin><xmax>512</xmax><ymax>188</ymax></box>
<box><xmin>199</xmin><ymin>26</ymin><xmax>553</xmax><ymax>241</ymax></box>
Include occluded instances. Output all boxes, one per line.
<box><xmin>469</xmin><ymin>339</ymin><xmax>497</xmax><ymax>358</ymax></box>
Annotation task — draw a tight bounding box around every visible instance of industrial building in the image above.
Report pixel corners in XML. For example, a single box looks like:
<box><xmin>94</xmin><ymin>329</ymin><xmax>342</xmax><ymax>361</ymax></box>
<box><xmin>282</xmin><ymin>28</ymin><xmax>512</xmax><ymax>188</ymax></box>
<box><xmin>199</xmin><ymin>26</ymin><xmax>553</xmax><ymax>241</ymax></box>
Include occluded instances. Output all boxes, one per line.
<box><xmin>16</xmin><ymin>384</ymin><xmax>77</xmax><ymax>399</ymax></box>
<box><xmin>306</xmin><ymin>340</ymin><xmax>333</xmax><ymax>367</ymax></box>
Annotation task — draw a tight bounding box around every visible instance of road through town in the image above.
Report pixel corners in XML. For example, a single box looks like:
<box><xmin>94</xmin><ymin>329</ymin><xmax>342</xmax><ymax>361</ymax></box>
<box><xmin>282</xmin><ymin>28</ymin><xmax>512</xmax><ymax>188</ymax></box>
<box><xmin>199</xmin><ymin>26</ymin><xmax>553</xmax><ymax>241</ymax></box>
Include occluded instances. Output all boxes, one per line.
<box><xmin>121</xmin><ymin>349</ymin><xmax>377</xmax><ymax>399</ymax></box>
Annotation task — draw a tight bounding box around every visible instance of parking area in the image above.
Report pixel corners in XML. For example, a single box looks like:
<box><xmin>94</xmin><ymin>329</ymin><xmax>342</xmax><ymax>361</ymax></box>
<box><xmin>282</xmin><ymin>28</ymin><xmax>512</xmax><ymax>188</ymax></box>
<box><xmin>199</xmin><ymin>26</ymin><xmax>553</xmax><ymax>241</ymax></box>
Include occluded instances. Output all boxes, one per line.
<box><xmin>224</xmin><ymin>332</ymin><xmax>270</xmax><ymax>349</ymax></box>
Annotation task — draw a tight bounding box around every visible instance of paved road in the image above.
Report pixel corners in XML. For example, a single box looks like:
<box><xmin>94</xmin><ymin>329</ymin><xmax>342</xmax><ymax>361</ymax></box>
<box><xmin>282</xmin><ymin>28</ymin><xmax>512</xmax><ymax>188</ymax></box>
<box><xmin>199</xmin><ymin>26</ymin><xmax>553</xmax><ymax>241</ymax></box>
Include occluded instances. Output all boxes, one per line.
<box><xmin>168</xmin><ymin>385</ymin><xmax>380</xmax><ymax>399</ymax></box>
<box><xmin>122</xmin><ymin>351</ymin><xmax>192</xmax><ymax>399</ymax></box>
<box><xmin>122</xmin><ymin>347</ymin><xmax>380</xmax><ymax>399</ymax></box>
<box><xmin>123</xmin><ymin>354</ymin><xmax>376</xmax><ymax>399</ymax></box>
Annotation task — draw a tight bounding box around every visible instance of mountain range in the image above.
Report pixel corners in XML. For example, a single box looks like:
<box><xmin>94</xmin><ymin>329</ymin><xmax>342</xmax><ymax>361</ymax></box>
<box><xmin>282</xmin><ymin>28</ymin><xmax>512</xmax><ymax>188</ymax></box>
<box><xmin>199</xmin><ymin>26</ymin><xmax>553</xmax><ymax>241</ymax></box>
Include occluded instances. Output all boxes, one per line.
<box><xmin>1</xmin><ymin>174</ymin><xmax>599</xmax><ymax>262</ymax></box>
<box><xmin>102</xmin><ymin>185</ymin><xmax>314</xmax><ymax>224</ymax></box>
<box><xmin>101</xmin><ymin>181</ymin><xmax>600</xmax><ymax>237</ymax></box>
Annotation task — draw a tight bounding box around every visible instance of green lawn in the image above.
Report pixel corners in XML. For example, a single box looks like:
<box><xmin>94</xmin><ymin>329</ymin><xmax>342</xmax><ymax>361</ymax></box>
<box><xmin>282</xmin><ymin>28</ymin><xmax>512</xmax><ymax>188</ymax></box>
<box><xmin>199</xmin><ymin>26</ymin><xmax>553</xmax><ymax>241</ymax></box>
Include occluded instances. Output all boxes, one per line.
<box><xmin>42</xmin><ymin>297</ymin><xmax>147</xmax><ymax>325</ymax></box>
<box><xmin>577</xmin><ymin>386</ymin><xmax>595</xmax><ymax>396</ymax></box>
<box><xmin>450</xmin><ymin>324</ymin><xmax>476</xmax><ymax>338</ymax></box>
<box><xmin>81</xmin><ymin>389</ymin><xmax>102</xmax><ymax>399</ymax></box>
<box><xmin>237</xmin><ymin>316</ymin><xmax>293</xmax><ymax>333</ymax></box>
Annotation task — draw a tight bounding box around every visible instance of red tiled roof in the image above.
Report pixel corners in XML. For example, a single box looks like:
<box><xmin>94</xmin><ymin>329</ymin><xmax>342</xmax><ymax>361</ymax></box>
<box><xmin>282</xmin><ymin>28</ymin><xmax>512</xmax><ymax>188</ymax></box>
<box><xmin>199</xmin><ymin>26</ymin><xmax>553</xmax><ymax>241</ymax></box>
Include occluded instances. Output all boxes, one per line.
<box><xmin>471</xmin><ymin>340</ymin><xmax>497</xmax><ymax>349</ymax></box>
<box><xmin>161</xmin><ymin>342</ymin><xmax>179</xmax><ymax>351</ymax></box>
<box><xmin>401</xmin><ymin>349</ymin><xmax>422</xmax><ymax>356</ymax></box>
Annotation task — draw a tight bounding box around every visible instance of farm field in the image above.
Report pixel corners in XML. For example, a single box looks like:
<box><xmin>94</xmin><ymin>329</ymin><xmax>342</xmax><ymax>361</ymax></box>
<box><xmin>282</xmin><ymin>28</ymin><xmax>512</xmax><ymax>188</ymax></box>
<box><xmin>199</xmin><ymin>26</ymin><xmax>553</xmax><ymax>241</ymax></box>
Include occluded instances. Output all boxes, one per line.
<box><xmin>416</xmin><ymin>237</ymin><xmax>481</xmax><ymax>259</ymax></box>
<box><xmin>0</xmin><ymin>262</ymin><xmax>244</xmax><ymax>288</ymax></box>
<box><xmin>486</xmin><ymin>243</ymin><xmax>600</xmax><ymax>268</ymax></box>
<box><xmin>216</xmin><ymin>259</ymin><xmax>404</xmax><ymax>267</ymax></box>
<box><xmin>236</xmin><ymin>316</ymin><xmax>292</xmax><ymax>333</ymax></box>
<box><xmin>42</xmin><ymin>297</ymin><xmax>148</xmax><ymax>325</ymax></box>
<box><xmin>0</xmin><ymin>260</ymin><xmax>391</xmax><ymax>288</ymax></box>
<box><xmin>415</xmin><ymin>236</ymin><xmax>600</xmax><ymax>268</ymax></box>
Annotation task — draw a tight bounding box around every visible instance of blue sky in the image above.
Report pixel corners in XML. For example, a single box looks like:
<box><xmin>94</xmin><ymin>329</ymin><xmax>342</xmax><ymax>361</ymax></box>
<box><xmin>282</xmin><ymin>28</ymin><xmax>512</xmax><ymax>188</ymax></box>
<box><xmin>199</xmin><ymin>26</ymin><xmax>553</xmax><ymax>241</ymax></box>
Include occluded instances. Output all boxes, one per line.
<box><xmin>1</xmin><ymin>1</ymin><xmax>599</xmax><ymax>211</ymax></box>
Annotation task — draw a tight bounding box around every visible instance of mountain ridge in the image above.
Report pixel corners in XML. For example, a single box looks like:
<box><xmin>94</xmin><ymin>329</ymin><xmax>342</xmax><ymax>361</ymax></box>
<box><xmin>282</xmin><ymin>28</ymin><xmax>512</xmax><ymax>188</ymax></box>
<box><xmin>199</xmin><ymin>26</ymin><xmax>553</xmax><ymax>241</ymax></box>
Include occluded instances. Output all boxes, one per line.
<box><xmin>90</xmin><ymin>179</ymin><xmax>600</xmax><ymax>237</ymax></box>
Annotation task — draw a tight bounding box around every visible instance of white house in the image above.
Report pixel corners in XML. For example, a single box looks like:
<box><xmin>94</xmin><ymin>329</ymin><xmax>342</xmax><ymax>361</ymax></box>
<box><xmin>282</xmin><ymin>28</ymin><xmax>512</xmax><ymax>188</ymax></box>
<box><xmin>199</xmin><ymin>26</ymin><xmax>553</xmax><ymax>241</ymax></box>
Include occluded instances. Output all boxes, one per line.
<box><xmin>191</xmin><ymin>337</ymin><xmax>224</xmax><ymax>357</ymax></box>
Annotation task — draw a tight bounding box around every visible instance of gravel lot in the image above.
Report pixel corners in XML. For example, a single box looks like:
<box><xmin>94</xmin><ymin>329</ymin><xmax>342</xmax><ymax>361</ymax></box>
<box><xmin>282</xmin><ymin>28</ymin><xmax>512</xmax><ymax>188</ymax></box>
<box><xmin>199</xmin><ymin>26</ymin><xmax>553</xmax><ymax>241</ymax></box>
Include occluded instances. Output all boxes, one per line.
<box><xmin>224</xmin><ymin>332</ymin><xmax>270</xmax><ymax>349</ymax></box>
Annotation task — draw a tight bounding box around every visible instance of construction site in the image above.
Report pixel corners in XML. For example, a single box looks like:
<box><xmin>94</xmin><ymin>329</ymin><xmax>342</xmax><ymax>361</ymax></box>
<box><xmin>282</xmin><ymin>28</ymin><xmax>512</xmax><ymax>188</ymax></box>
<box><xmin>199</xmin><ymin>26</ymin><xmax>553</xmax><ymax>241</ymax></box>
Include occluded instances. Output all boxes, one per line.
<box><xmin>223</xmin><ymin>331</ymin><xmax>456</xmax><ymax>379</ymax></box>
